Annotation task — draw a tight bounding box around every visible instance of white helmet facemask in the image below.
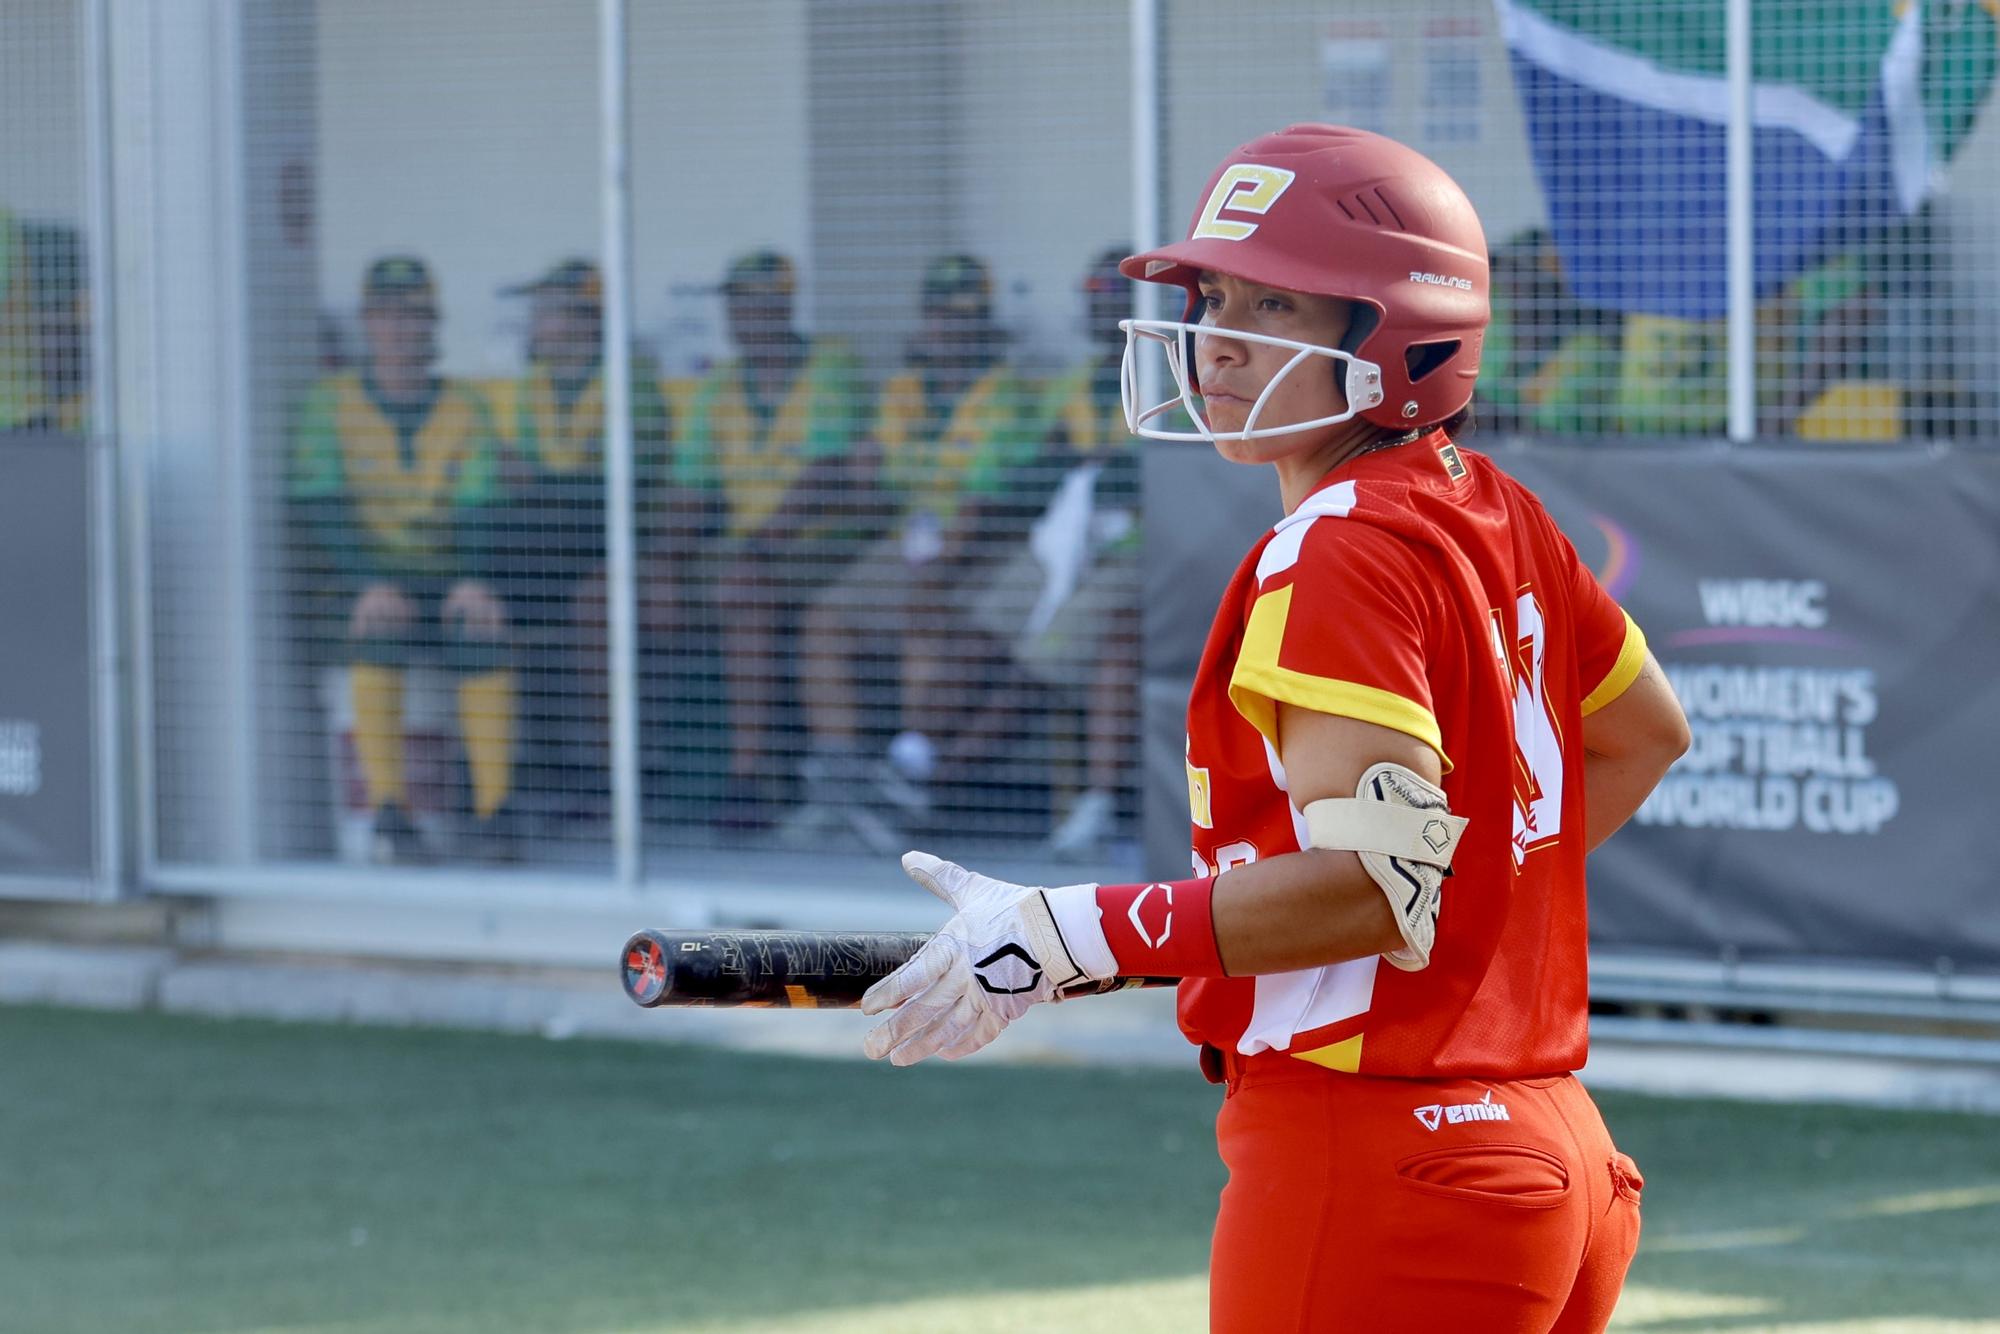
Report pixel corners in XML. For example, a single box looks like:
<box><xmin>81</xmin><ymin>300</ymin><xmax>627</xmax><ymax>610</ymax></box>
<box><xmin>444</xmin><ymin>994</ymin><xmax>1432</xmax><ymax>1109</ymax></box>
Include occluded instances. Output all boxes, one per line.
<box><xmin>1119</xmin><ymin>317</ymin><xmax>1387</xmax><ymax>443</ymax></box>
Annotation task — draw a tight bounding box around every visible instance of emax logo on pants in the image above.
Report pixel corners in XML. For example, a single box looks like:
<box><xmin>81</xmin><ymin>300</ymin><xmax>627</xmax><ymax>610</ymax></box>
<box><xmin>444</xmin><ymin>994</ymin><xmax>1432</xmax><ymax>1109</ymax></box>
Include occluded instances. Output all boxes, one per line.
<box><xmin>1413</xmin><ymin>1089</ymin><xmax>1510</xmax><ymax>1131</ymax></box>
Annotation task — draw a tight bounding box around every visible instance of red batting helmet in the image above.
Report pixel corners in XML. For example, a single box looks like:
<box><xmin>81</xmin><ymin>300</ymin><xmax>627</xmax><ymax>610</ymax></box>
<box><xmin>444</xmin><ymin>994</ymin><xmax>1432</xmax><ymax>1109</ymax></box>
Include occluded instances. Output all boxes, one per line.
<box><xmin>1123</xmin><ymin>123</ymin><xmax>1488</xmax><ymax>430</ymax></box>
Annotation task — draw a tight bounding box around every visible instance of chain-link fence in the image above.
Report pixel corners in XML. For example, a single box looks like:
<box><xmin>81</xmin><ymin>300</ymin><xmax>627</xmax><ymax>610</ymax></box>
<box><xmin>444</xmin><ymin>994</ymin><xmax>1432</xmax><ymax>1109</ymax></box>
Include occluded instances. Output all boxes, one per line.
<box><xmin>4</xmin><ymin>0</ymin><xmax>1996</xmax><ymax>897</ymax></box>
<box><xmin>0</xmin><ymin>0</ymin><xmax>88</xmax><ymax>436</ymax></box>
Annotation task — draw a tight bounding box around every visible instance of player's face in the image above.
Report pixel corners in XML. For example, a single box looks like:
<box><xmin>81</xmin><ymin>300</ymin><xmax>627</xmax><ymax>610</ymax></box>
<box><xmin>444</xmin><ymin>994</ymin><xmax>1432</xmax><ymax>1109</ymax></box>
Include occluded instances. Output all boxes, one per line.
<box><xmin>923</xmin><ymin>306</ymin><xmax>996</xmax><ymax>371</ymax></box>
<box><xmin>1192</xmin><ymin>271</ymin><xmax>1355</xmax><ymax>463</ymax></box>
<box><xmin>726</xmin><ymin>288</ymin><xmax>792</xmax><ymax>350</ymax></box>
<box><xmin>361</xmin><ymin>298</ymin><xmax>439</xmax><ymax>372</ymax></box>
<box><xmin>529</xmin><ymin>294</ymin><xmax>601</xmax><ymax>374</ymax></box>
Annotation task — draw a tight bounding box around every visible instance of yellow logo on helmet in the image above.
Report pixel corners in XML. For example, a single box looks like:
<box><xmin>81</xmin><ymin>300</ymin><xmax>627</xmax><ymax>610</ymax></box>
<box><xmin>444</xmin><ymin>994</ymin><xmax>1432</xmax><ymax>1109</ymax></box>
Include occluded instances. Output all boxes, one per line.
<box><xmin>1190</xmin><ymin>164</ymin><xmax>1298</xmax><ymax>242</ymax></box>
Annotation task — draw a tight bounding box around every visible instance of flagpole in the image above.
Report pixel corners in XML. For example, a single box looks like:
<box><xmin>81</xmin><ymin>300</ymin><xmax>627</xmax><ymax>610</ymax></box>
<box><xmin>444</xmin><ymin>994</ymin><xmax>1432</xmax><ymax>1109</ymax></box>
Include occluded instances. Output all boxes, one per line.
<box><xmin>1726</xmin><ymin>0</ymin><xmax>1754</xmax><ymax>444</ymax></box>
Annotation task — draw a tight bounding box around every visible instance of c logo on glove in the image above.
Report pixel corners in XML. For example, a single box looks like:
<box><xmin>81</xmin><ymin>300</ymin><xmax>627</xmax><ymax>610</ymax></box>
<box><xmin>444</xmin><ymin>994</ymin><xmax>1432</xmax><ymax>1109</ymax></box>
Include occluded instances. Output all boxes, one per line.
<box><xmin>973</xmin><ymin>943</ymin><xmax>1044</xmax><ymax>995</ymax></box>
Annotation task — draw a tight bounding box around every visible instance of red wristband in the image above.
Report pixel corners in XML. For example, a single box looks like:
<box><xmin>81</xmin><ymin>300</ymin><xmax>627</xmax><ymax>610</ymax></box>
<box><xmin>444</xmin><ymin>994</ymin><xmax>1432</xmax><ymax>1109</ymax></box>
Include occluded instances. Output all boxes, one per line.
<box><xmin>1095</xmin><ymin>877</ymin><xmax>1225</xmax><ymax>978</ymax></box>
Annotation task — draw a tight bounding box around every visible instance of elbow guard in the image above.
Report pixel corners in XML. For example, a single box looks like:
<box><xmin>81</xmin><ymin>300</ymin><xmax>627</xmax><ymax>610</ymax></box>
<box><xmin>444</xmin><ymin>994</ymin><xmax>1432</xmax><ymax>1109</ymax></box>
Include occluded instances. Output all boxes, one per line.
<box><xmin>1301</xmin><ymin>762</ymin><xmax>1466</xmax><ymax>972</ymax></box>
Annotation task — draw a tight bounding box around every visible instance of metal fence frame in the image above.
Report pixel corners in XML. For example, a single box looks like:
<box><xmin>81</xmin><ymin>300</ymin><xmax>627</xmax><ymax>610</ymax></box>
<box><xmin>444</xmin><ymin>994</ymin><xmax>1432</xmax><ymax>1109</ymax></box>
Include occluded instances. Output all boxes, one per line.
<box><xmin>20</xmin><ymin>0</ymin><xmax>2000</xmax><ymax>1055</ymax></box>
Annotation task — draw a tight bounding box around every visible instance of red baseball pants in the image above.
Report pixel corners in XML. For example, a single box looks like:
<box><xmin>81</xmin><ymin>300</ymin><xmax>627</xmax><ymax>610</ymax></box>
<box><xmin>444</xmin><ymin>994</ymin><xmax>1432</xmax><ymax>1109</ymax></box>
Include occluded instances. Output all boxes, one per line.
<box><xmin>1208</xmin><ymin>1054</ymin><xmax>1643</xmax><ymax>1333</ymax></box>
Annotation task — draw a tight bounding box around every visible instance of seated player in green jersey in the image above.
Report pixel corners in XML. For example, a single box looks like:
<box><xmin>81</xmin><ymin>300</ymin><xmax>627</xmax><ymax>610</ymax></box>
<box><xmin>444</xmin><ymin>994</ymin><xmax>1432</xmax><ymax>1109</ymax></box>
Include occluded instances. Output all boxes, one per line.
<box><xmin>500</xmin><ymin>258</ymin><xmax>675</xmax><ymax>814</ymax></box>
<box><xmin>794</xmin><ymin>253</ymin><xmax>1039</xmax><ymax>849</ymax></box>
<box><xmin>289</xmin><ymin>256</ymin><xmax>517</xmax><ymax>862</ymax></box>
<box><xmin>673</xmin><ymin>251</ymin><xmax>868</xmax><ymax>828</ymax></box>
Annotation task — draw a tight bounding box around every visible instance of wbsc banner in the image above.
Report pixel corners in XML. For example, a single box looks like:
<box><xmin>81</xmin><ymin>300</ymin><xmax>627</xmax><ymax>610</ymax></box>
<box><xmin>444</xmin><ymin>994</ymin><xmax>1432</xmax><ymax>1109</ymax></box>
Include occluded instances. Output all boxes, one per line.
<box><xmin>1508</xmin><ymin>444</ymin><xmax>2000</xmax><ymax>969</ymax></box>
<box><xmin>1144</xmin><ymin>441</ymin><xmax>2000</xmax><ymax>970</ymax></box>
<box><xmin>0</xmin><ymin>430</ymin><xmax>96</xmax><ymax>887</ymax></box>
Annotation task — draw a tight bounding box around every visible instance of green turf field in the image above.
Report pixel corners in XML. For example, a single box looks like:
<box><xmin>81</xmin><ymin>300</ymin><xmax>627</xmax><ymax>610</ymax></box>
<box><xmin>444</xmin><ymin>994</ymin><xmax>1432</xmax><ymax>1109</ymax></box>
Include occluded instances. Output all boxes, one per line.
<box><xmin>3</xmin><ymin>1005</ymin><xmax>1996</xmax><ymax>1333</ymax></box>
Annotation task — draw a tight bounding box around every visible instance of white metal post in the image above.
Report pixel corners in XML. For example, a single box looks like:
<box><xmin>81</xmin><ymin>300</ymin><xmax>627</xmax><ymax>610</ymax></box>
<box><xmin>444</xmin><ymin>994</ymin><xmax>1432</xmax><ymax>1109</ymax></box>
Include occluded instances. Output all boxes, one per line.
<box><xmin>1131</xmin><ymin>0</ymin><xmax>1163</xmax><ymax>404</ymax></box>
<box><xmin>83</xmin><ymin>0</ymin><xmax>123</xmax><ymax>895</ymax></box>
<box><xmin>1726</xmin><ymin>0</ymin><xmax>1755</xmax><ymax>443</ymax></box>
<box><xmin>599</xmin><ymin>0</ymin><xmax>641</xmax><ymax>888</ymax></box>
<box><xmin>214</xmin><ymin>0</ymin><xmax>259</xmax><ymax>864</ymax></box>
<box><xmin>107</xmin><ymin>4</ymin><xmax>161</xmax><ymax>885</ymax></box>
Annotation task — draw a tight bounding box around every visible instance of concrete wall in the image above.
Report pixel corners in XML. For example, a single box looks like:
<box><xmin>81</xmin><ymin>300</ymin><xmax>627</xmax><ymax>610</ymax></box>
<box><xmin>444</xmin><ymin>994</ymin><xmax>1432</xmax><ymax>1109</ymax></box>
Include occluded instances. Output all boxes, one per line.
<box><xmin>310</xmin><ymin>0</ymin><xmax>1131</xmax><ymax>378</ymax></box>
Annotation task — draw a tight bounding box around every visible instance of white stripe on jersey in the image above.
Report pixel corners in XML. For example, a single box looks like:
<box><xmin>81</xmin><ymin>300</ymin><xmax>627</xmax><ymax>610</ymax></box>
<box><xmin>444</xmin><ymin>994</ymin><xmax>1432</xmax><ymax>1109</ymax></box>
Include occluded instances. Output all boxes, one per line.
<box><xmin>1243</xmin><ymin>958</ymin><xmax>1381</xmax><ymax>1055</ymax></box>
<box><xmin>1237</xmin><ymin>727</ymin><xmax>1380</xmax><ymax>1056</ymax></box>
<box><xmin>1254</xmin><ymin>480</ymin><xmax>1357</xmax><ymax>583</ymax></box>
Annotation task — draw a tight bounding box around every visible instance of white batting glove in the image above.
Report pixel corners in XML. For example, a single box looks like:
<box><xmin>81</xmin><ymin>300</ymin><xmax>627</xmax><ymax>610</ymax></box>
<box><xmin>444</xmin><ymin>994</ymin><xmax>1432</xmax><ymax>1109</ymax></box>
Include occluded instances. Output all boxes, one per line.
<box><xmin>860</xmin><ymin>851</ymin><xmax>1114</xmax><ymax>1066</ymax></box>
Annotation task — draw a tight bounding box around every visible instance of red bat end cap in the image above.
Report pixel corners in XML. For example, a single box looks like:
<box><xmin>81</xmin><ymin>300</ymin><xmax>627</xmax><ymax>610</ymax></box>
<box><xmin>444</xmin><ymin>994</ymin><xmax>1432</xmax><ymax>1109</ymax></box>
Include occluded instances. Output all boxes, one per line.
<box><xmin>622</xmin><ymin>933</ymin><xmax>669</xmax><ymax>1007</ymax></box>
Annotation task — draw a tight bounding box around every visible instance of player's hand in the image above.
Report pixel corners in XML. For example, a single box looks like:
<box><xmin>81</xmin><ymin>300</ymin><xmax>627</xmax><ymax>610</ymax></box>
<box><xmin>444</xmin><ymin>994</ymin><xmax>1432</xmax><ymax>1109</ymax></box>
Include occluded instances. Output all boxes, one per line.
<box><xmin>861</xmin><ymin>852</ymin><xmax>1097</xmax><ymax>1066</ymax></box>
<box><xmin>443</xmin><ymin>579</ymin><xmax>507</xmax><ymax>636</ymax></box>
<box><xmin>349</xmin><ymin>583</ymin><xmax>417</xmax><ymax>638</ymax></box>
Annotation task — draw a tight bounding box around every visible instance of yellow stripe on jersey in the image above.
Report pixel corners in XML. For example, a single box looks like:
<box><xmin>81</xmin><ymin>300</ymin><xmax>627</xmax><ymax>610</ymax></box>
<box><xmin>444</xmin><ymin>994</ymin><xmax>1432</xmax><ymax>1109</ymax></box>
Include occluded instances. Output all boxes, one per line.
<box><xmin>1581</xmin><ymin>611</ymin><xmax>1648</xmax><ymax>716</ymax></box>
<box><xmin>1228</xmin><ymin>582</ymin><xmax>1452</xmax><ymax>770</ymax></box>
<box><xmin>1292</xmin><ymin>1033</ymin><xmax>1364</xmax><ymax>1073</ymax></box>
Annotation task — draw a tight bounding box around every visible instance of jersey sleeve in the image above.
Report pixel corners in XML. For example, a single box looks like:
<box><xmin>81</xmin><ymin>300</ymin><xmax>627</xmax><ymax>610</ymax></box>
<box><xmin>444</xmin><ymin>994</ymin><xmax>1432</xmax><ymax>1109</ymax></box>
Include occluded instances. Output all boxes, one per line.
<box><xmin>1227</xmin><ymin>521</ymin><xmax>1449</xmax><ymax>768</ymax></box>
<box><xmin>1552</xmin><ymin>516</ymin><xmax>1647</xmax><ymax>715</ymax></box>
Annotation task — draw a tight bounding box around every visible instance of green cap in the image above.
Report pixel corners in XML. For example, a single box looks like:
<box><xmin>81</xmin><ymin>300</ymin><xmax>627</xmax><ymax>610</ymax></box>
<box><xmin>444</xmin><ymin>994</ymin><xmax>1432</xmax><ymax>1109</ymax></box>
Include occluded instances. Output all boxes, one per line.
<box><xmin>723</xmin><ymin>250</ymin><xmax>796</xmax><ymax>297</ymax></box>
<box><xmin>920</xmin><ymin>253</ymin><xmax>993</xmax><ymax>316</ymax></box>
<box><xmin>361</xmin><ymin>255</ymin><xmax>437</xmax><ymax>311</ymax></box>
<box><xmin>504</xmin><ymin>257</ymin><xmax>603</xmax><ymax>303</ymax></box>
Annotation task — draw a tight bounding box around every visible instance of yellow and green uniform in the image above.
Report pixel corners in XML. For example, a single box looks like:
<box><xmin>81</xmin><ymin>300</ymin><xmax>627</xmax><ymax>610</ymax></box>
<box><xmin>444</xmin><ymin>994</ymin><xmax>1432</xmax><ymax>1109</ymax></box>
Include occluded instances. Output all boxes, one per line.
<box><xmin>290</xmin><ymin>372</ymin><xmax>505</xmax><ymax>583</ymax></box>
<box><xmin>289</xmin><ymin>371</ymin><xmax>516</xmax><ymax>820</ymax></box>
<box><xmin>510</xmin><ymin>359</ymin><xmax>672</xmax><ymax>550</ymax></box>
<box><xmin>1039</xmin><ymin>359</ymin><xmax>1129</xmax><ymax>460</ymax></box>
<box><xmin>1037</xmin><ymin>357</ymin><xmax>1139</xmax><ymax>546</ymax></box>
<box><xmin>874</xmin><ymin>363</ymin><xmax>1037</xmax><ymax>521</ymax></box>
<box><xmin>674</xmin><ymin>338</ymin><xmax>865</xmax><ymax>539</ymax></box>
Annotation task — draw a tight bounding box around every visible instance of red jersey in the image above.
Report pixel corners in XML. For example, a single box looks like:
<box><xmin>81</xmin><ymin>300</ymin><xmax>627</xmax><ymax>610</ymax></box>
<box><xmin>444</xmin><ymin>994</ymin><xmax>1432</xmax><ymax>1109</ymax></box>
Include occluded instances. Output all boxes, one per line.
<box><xmin>1179</xmin><ymin>433</ymin><xmax>1646</xmax><ymax>1078</ymax></box>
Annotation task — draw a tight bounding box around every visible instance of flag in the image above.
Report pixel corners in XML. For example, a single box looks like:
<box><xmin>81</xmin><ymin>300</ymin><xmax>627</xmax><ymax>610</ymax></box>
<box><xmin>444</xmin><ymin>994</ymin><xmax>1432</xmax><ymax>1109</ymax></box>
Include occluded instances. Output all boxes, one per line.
<box><xmin>1497</xmin><ymin>0</ymin><xmax>1996</xmax><ymax>319</ymax></box>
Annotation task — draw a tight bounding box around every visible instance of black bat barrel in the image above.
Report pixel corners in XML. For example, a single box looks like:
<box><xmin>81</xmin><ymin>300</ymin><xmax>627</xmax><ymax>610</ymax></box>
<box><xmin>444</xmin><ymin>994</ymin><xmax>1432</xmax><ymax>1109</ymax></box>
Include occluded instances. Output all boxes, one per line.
<box><xmin>621</xmin><ymin>929</ymin><xmax>933</xmax><ymax>1008</ymax></box>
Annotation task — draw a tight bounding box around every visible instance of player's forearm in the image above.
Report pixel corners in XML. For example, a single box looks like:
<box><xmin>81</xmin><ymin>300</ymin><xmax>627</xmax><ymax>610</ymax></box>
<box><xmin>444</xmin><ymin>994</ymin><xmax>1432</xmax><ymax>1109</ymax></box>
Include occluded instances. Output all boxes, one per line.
<box><xmin>1580</xmin><ymin>653</ymin><xmax>1690</xmax><ymax>852</ymax></box>
<box><xmin>1581</xmin><ymin>749</ymin><xmax>1676</xmax><ymax>853</ymax></box>
<box><xmin>1209</xmin><ymin>849</ymin><xmax>1405</xmax><ymax>975</ymax></box>
<box><xmin>1051</xmin><ymin>854</ymin><xmax>1407</xmax><ymax>984</ymax></box>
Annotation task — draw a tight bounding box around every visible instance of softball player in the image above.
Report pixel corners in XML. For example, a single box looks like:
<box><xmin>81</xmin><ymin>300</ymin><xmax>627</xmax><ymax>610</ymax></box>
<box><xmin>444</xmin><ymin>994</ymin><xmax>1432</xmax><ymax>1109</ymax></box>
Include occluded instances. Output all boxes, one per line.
<box><xmin>291</xmin><ymin>256</ymin><xmax>516</xmax><ymax>861</ymax></box>
<box><xmin>861</xmin><ymin>125</ymin><xmax>1690</xmax><ymax>1332</ymax></box>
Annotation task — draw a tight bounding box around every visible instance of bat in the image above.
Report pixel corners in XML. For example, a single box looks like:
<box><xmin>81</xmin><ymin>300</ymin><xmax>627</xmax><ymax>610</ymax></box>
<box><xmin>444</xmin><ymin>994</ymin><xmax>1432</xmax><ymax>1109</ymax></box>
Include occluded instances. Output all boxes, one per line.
<box><xmin>620</xmin><ymin>928</ymin><xmax>1177</xmax><ymax>1009</ymax></box>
